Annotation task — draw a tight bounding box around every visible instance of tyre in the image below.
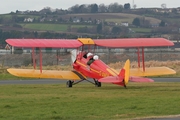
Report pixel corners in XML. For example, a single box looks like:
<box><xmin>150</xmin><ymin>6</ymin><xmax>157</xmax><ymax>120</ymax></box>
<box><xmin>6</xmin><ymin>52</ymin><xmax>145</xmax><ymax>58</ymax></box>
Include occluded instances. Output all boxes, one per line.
<box><xmin>66</xmin><ymin>80</ymin><xmax>72</xmax><ymax>87</ymax></box>
<box><xmin>95</xmin><ymin>81</ymin><xmax>101</xmax><ymax>87</ymax></box>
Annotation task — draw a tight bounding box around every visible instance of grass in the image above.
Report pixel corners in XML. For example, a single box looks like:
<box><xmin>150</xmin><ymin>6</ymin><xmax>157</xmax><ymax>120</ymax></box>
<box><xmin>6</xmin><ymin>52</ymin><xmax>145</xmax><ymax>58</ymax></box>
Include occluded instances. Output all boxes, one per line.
<box><xmin>0</xmin><ymin>73</ymin><xmax>20</xmax><ymax>80</ymax></box>
<box><xmin>21</xmin><ymin>23</ymin><xmax>69</xmax><ymax>32</ymax></box>
<box><xmin>20</xmin><ymin>23</ymin><xmax>95</xmax><ymax>32</ymax></box>
<box><xmin>71</xmin><ymin>24</ymin><xmax>94</xmax><ymax>28</ymax></box>
<box><xmin>104</xmin><ymin>13</ymin><xmax>160</xmax><ymax>24</ymax></box>
<box><xmin>0</xmin><ymin>14</ymin><xmax>40</xmax><ymax>19</ymax></box>
<box><xmin>130</xmin><ymin>28</ymin><xmax>152</xmax><ymax>33</ymax></box>
<box><xmin>163</xmin><ymin>18</ymin><xmax>180</xmax><ymax>25</ymax></box>
<box><xmin>0</xmin><ymin>83</ymin><xmax>180</xmax><ymax>119</ymax></box>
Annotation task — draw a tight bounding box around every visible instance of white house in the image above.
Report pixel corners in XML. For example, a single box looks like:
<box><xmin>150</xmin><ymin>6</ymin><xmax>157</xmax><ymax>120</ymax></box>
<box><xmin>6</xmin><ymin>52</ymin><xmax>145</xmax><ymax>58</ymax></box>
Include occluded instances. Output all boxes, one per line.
<box><xmin>121</xmin><ymin>22</ymin><xmax>129</xmax><ymax>27</ymax></box>
<box><xmin>73</xmin><ymin>18</ymin><xmax>80</xmax><ymax>23</ymax></box>
<box><xmin>24</xmin><ymin>18</ymin><xmax>34</xmax><ymax>22</ymax></box>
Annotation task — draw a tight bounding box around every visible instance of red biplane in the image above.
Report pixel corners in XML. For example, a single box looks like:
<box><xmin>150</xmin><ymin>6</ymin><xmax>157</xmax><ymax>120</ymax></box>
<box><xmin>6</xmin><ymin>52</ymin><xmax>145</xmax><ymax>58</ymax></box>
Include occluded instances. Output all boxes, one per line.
<box><xmin>6</xmin><ymin>38</ymin><xmax>176</xmax><ymax>88</ymax></box>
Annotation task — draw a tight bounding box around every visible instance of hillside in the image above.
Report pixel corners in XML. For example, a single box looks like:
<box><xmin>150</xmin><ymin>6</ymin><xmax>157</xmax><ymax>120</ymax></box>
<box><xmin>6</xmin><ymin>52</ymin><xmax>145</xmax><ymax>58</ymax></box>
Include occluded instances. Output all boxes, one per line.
<box><xmin>58</xmin><ymin>13</ymin><xmax>161</xmax><ymax>24</ymax></box>
<box><xmin>0</xmin><ymin>13</ymin><xmax>161</xmax><ymax>34</ymax></box>
<box><xmin>0</xmin><ymin>8</ymin><xmax>180</xmax><ymax>41</ymax></box>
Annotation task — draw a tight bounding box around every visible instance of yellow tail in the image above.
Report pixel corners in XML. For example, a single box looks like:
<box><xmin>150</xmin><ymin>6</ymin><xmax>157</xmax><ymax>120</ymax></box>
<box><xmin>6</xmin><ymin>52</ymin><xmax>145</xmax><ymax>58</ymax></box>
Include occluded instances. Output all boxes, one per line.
<box><xmin>123</xmin><ymin>59</ymin><xmax>130</xmax><ymax>85</ymax></box>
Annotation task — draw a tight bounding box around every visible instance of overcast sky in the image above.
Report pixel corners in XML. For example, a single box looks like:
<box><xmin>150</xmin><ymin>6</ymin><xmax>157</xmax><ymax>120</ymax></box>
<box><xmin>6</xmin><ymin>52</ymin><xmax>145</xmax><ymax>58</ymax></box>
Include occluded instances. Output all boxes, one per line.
<box><xmin>0</xmin><ymin>0</ymin><xmax>179</xmax><ymax>14</ymax></box>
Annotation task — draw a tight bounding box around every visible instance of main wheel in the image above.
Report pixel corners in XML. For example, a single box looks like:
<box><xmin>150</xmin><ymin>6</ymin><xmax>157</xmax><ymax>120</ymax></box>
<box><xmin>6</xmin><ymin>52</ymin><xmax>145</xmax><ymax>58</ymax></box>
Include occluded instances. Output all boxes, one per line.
<box><xmin>95</xmin><ymin>81</ymin><xmax>101</xmax><ymax>87</ymax></box>
<box><xmin>66</xmin><ymin>80</ymin><xmax>73</xmax><ymax>88</ymax></box>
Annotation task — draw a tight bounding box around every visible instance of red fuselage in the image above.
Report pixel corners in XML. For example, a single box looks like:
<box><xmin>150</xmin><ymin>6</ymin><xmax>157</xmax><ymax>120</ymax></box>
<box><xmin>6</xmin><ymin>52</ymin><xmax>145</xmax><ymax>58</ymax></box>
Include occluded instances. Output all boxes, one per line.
<box><xmin>72</xmin><ymin>52</ymin><xmax>118</xmax><ymax>80</ymax></box>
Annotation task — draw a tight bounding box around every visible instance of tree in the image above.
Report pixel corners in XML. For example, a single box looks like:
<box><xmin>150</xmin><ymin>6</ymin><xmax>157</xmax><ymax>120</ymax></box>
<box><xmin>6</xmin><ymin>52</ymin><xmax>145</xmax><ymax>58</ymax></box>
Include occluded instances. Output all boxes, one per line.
<box><xmin>80</xmin><ymin>17</ymin><xmax>84</xmax><ymax>22</ymax></box>
<box><xmin>90</xmin><ymin>4</ymin><xmax>98</xmax><ymax>13</ymax></box>
<box><xmin>111</xmin><ymin>26</ymin><xmax>121</xmax><ymax>35</ymax></box>
<box><xmin>68</xmin><ymin>4</ymin><xmax>80</xmax><ymax>13</ymax></box>
<box><xmin>124</xmin><ymin>3</ymin><xmax>131</xmax><ymax>9</ymax></box>
<box><xmin>79</xmin><ymin>4</ymin><xmax>89</xmax><ymax>13</ymax></box>
<box><xmin>132</xmin><ymin>18</ymin><xmax>140</xmax><ymax>26</ymax></box>
<box><xmin>97</xmin><ymin>23</ymin><xmax>102</xmax><ymax>34</ymax></box>
<box><xmin>108</xmin><ymin>3</ymin><xmax>123</xmax><ymax>12</ymax></box>
<box><xmin>77</xmin><ymin>26</ymin><xmax>89</xmax><ymax>33</ymax></box>
<box><xmin>16</xmin><ymin>10</ymin><xmax>19</xmax><ymax>14</ymax></box>
<box><xmin>159</xmin><ymin>20</ymin><xmax>165</xmax><ymax>27</ymax></box>
<box><xmin>172</xmin><ymin>8</ymin><xmax>177</xmax><ymax>14</ymax></box>
<box><xmin>69</xmin><ymin>17</ymin><xmax>73</xmax><ymax>22</ymax></box>
<box><xmin>98</xmin><ymin>4</ymin><xmax>107</xmax><ymax>13</ymax></box>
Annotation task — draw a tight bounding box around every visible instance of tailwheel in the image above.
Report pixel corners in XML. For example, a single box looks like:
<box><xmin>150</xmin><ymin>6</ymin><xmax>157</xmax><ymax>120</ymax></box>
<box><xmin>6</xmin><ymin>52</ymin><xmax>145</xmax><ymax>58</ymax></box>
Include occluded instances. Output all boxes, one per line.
<box><xmin>124</xmin><ymin>84</ymin><xmax>127</xmax><ymax>88</ymax></box>
<box><xmin>123</xmin><ymin>79</ymin><xmax>127</xmax><ymax>89</ymax></box>
<box><xmin>66</xmin><ymin>80</ymin><xmax>73</xmax><ymax>88</ymax></box>
<box><xmin>95</xmin><ymin>80</ymin><xmax>101</xmax><ymax>87</ymax></box>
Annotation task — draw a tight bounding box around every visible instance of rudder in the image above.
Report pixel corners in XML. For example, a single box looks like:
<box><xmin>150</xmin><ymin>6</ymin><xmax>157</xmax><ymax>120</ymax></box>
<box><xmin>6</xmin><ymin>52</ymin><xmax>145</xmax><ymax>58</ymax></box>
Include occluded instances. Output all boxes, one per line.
<box><xmin>124</xmin><ymin>59</ymin><xmax>130</xmax><ymax>85</ymax></box>
<box><xmin>118</xmin><ymin>59</ymin><xmax>130</xmax><ymax>86</ymax></box>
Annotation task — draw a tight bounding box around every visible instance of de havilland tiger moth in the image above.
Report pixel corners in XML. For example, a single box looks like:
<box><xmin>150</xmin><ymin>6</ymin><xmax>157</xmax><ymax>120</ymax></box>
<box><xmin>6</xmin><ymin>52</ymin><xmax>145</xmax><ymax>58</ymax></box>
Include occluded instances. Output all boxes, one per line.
<box><xmin>6</xmin><ymin>38</ymin><xmax>176</xmax><ymax>88</ymax></box>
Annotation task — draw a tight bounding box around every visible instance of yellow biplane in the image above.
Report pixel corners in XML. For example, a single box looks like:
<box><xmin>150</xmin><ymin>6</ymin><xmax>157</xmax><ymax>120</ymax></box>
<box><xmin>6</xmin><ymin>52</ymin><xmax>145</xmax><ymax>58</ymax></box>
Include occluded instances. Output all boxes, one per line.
<box><xmin>6</xmin><ymin>38</ymin><xmax>176</xmax><ymax>88</ymax></box>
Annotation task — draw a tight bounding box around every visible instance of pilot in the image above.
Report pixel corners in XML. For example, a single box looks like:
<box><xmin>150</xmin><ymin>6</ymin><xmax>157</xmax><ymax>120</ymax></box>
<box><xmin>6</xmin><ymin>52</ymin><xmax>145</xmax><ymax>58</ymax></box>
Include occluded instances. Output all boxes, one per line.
<box><xmin>93</xmin><ymin>55</ymin><xmax>99</xmax><ymax>60</ymax></box>
<box><xmin>86</xmin><ymin>52</ymin><xmax>93</xmax><ymax>58</ymax></box>
<box><xmin>87</xmin><ymin>55</ymin><xmax>99</xmax><ymax>65</ymax></box>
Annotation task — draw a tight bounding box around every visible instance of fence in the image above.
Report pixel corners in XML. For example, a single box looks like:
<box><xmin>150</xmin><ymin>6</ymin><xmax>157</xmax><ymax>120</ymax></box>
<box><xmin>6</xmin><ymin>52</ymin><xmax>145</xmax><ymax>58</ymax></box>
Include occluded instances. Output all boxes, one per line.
<box><xmin>1</xmin><ymin>48</ymin><xmax>180</xmax><ymax>67</ymax></box>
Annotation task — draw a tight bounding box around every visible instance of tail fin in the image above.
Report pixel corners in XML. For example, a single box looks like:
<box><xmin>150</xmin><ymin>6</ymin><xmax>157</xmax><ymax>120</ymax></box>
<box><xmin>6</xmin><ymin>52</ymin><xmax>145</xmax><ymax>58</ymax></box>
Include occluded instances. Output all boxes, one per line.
<box><xmin>119</xmin><ymin>59</ymin><xmax>130</xmax><ymax>86</ymax></box>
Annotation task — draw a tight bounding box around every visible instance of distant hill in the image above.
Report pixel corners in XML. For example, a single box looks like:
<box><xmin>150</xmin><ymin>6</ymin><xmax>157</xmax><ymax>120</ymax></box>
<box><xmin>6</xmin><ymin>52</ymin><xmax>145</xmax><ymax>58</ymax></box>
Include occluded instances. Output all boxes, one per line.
<box><xmin>0</xmin><ymin>8</ymin><xmax>180</xmax><ymax>41</ymax></box>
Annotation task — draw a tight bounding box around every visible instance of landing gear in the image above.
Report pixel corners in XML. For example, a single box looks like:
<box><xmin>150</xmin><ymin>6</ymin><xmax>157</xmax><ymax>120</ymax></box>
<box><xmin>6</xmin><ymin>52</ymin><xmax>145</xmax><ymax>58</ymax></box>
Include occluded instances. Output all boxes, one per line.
<box><xmin>94</xmin><ymin>79</ymin><xmax>101</xmax><ymax>87</ymax></box>
<box><xmin>66</xmin><ymin>80</ymin><xmax>73</xmax><ymax>88</ymax></box>
<box><xmin>66</xmin><ymin>79</ymin><xmax>101</xmax><ymax>88</ymax></box>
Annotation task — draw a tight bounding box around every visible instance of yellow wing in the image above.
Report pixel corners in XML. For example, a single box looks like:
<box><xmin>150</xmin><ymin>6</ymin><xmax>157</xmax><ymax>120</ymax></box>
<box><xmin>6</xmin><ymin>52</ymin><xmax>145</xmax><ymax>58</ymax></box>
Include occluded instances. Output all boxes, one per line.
<box><xmin>7</xmin><ymin>68</ymin><xmax>86</xmax><ymax>80</ymax></box>
<box><xmin>130</xmin><ymin>67</ymin><xmax>176</xmax><ymax>77</ymax></box>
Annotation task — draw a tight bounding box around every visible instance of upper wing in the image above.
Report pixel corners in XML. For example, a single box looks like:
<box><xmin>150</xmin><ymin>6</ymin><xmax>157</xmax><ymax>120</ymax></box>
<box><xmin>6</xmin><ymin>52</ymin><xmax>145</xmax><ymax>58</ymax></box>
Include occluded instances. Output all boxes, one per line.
<box><xmin>7</xmin><ymin>68</ymin><xmax>86</xmax><ymax>80</ymax></box>
<box><xmin>6</xmin><ymin>39</ymin><xmax>83</xmax><ymax>48</ymax></box>
<box><xmin>94</xmin><ymin>38</ymin><xmax>174</xmax><ymax>48</ymax></box>
<box><xmin>6</xmin><ymin>38</ymin><xmax>173</xmax><ymax>48</ymax></box>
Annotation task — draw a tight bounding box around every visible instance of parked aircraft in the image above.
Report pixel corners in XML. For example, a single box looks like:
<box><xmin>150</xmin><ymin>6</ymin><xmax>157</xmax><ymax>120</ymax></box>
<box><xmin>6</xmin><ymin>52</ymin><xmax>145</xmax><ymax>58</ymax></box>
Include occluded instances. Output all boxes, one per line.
<box><xmin>6</xmin><ymin>38</ymin><xmax>176</xmax><ymax>87</ymax></box>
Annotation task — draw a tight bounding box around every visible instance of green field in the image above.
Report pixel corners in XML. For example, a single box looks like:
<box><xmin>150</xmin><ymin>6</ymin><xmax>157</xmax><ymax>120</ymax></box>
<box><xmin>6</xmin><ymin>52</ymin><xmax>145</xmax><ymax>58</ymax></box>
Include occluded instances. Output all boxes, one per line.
<box><xmin>0</xmin><ymin>73</ymin><xmax>21</xmax><ymax>80</ymax></box>
<box><xmin>0</xmin><ymin>14</ymin><xmax>40</xmax><ymax>19</ymax></box>
<box><xmin>21</xmin><ymin>23</ymin><xmax>69</xmax><ymax>32</ymax></box>
<box><xmin>71</xmin><ymin>24</ymin><xmax>94</xmax><ymax>28</ymax></box>
<box><xmin>0</xmin><ymin>83</ymin><xmax>180</xmax><ymax>120</ymax></box>
<box><xmin>20</xmin><ymin>23</ymin><xmax>95</xmax><ymax>32</ymax></box>
<box><xmin>104</xmin><ymin>13</ymin><xmax>160</xmax><ymax>24</ymax></box>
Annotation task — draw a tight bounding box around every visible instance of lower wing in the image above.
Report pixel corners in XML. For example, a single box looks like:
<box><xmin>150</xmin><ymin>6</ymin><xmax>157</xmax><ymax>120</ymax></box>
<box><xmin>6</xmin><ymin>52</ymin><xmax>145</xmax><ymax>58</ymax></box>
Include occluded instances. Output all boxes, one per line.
<box><xmin>7</xmin><ymin>68</ymin><xmax>86</xmax><ymax>80</ymax></box>
<box><xmin>109</xmin><ymin>67</ymin><xmax>176</xmax><ymax>83</ymax></box>
<box><xmin>130</xmin><ymin>67</ymin><xmax>176</xmax><ymax>77</ymax></box>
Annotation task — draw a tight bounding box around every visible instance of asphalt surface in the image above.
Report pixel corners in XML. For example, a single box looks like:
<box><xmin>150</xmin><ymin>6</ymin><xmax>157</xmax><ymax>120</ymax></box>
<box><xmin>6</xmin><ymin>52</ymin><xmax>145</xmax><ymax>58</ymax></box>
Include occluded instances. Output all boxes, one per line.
<box><xmin>0</xmin><ymin>78</ymin><xmax>180</xmax><ymax>85</ymax></box>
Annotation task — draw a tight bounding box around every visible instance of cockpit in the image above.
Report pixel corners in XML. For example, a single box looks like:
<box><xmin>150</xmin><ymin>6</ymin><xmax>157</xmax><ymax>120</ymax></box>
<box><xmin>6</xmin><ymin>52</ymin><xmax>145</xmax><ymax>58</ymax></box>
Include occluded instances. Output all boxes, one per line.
<box><xmin>84</xmin><ymin>52</ymin><xmax>99</xmax><ymax>65</ymax></box>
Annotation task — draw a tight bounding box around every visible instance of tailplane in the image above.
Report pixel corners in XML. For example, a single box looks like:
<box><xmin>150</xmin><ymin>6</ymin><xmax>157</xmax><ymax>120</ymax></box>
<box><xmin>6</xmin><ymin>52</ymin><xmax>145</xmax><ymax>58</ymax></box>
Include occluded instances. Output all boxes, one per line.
<box><xmin>98</xmin><ymin>59</ymin><xmax>130</xmax><ymax>87</ymax></box>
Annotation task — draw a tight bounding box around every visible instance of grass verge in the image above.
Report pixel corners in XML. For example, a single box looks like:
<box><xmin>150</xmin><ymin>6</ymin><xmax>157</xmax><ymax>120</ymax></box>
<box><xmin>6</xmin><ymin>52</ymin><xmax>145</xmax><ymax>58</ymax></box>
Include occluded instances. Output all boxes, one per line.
<box><xmin>0</xmin><ymin>73</ymin><xmax>31</xmax><ymax>80</ymax></box>
<box><xmin>0</xmin><ymin>83</ymin><xmax>180</xmax><ymax>119</ymax></box>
